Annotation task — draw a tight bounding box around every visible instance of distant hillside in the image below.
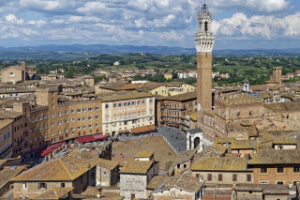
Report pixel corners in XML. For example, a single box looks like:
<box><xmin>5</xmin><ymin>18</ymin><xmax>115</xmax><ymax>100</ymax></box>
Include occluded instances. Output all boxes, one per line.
<box><xmin>0</xmin><ymin>44</ymin><xmax>299</xmax><ymax>60</ymax></box>
<box><xmin>4</xmin><ymin>44</ymin><xmax>196</xmax><ymax>55</ymax></box>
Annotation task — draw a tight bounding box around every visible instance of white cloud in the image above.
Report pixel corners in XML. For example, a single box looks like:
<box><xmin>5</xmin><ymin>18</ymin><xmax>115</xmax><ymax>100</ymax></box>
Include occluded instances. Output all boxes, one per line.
<box><xmin>50</xmin><ymin>19</ymin><xmax>66</xmax><ymax>24</ymax></box>
<box><xmin>212</xmin><ymin>12</ymin><xmax>300</xmax><ymax>39</ymax></box>
<box><xmin>0</xmin><ymin>0</ymin><xmax>297</xmax><ymax>48</ymax></box>
<box><xmin>134</xmin><ymin>14</ymin><xmax>176</xmax><ymax>28</ymax></box>
<box><xmin>210</xmin><ymin>0</ymin><xmax>289</xmax><ymax>13</ymax></box>
<box><xmin>28</xmin><ymin>20</ymin><xmax>46</xmax><ymax>26</ymax></box>
<box><xmin>76</xmin><ymin>2</ymin><xmax>108</xmax><ymax>15</ymax></box>
<box><xmin>69</xmin><ymin>16</ymin><xmax>101</xmax><ymax>23</ymax></box>
<box><xmin>5</xmin><ymin>14</ymin><xmax>23</xmax><ymax>24</ymax></box>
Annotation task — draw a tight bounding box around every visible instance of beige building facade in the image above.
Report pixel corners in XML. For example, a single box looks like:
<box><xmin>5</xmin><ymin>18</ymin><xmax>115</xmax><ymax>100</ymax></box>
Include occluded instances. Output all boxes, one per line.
<box><xmin>1</xmin><ymin>66</ymin><xmax>25</xmax><ymax>84</ymax></box>
<box><xmin>1</xmin><ymin>62</ymin><xmax>36</xmax><ymax>84</ymax></box>
<box><xmin>101</xmin><ymin>93</ymin><xmax>155</xmax><ymax>136</ymax></box>
<box><xmin>191</xmin><ymin>157</ymin><xmax>253</xmax><ymax>184</ymax></box>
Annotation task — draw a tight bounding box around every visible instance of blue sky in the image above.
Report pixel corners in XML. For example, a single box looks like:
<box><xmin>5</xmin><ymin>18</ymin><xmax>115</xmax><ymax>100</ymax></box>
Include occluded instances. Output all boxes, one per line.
<box><xmin>0</xmin><ymin>0</ymin><xmax>300</xmax><ymax>49</ymax></box>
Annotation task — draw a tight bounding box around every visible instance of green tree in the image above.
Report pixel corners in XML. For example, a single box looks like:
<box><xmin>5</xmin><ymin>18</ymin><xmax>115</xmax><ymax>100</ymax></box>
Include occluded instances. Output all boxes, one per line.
<box><xmin>65</xmin><ymin>67</ymin><xmax>75</xmax><ymax>78</ymax></box>
<box><xmin>172</xmin><ymin>71</ymin><xmax>179</xmax><ymax>79</ymax></box>
<box><xmin>16</xmin><ymin>81</ymin><xmax>23</xmax><ymax>84</ymax></box>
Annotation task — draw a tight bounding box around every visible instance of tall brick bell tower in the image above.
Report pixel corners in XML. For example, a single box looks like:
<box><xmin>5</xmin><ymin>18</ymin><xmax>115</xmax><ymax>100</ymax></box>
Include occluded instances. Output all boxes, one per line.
<box><xmin>196</xmin><ymin>3</ymin><xmax>214</xmax><ymax>127</ymax></box>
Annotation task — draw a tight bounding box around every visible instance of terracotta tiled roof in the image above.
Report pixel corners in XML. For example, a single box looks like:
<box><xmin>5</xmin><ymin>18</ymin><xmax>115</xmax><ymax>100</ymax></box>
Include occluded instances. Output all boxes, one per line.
<box><xmin>249</xmin><ymin>85</ymin><xmax>269</xmax><ymax>91</ymax></box>
<box><xmin>199</xmin><ymin>144</ymin><xmax>227</xmax><ymax>155</ymax></box>
<box><xmin>81</xmin><ymin>186</ymin><xmax>100</xmax><ymax>196</ymax></box>
<box><xmin>168</xmin><ymin>148</ymin><xmax>197</xmax><ymax>175</ymax></box>
<box><xmin>164</xmin><ymin>91</ymin><xmax>197</xmax><ymax>101</ymax></box>
<box><xmin>173</xmin><ymin>148</ymin><xmax>197</xmax><ymax>165</ymax></box>
<box><xmin>249</xmin><ymin>150</ymin><xmax>300</xmax><ymax>165</ymax></box>
<box><xmin>235</xmin><ymin>184</ymin><xmax>296</xmax><ymax>195</ymax></box>
<box><xmin>100</xmin><ymin>92</ymin><xmax>154</xmax><ymax>102</ymax></box>
<box><xmin>120</xmin><ymin>160</ymin><xmax>153</xmax><ymax>174</ymax></box>
<box><xmin>272</xmin><ymin>134</ymin><xmax>300</xmax><ymax>145</ymax></box>
<box><xmin>65</xmin><ymin>149</ymin><xmax>119</xmax><ymax>170</ymax></box>
<box><xmin>91</xmin><ymin>158</ymin><xmax>118</xmax><ymax>171</ymax></box>
<box><xmin>0</xmin><ymin>166</ymin><xmax>26</xmax><ymax>189</ymax></box>
<box><xmin>121</xmin><ymin>84</ymin><xmax>141</xmax><ymax>90</ymax></box>
<box><xmin>135</xmin><ymin>150</ymin><xmax>154</xmax><ymax>158</ymax></box>
<box><xmin>188</xmin><ymin>112</ymin><xmax>197</xmax><ymax>121</ymax></box>
<box><xmin>264</xmin><ymin>102</ymin><xmax>300</xmax><ymax>111</ymax></box>
<box><xmin>139</xmin><ymin>82</ymin><xmax>194</xmax><ymax>92</ymax></box>
<box><xmin>13</xmin><ymin>151</ymin><xmax>96</xmax><ymax>181</ymax></box>
<box><xmin>259</xmin><ymin>92</ymin><xmax>271</xmax><ymax>99</ymax></box>
<box><xmin>34</xmin><ymin>187</ymin><xmax>73</xmax><ymax>199</ymax></box>
<box><xmin>13</xmin><ymin>159</ymin><xmax>84</xmax><ymax>181</ymax></box>
<box><xmin>191</xmin><ymin>157</ymin><xmax>250</xmax><ymax>172</ymax></box>
<box><xmin>230</xmin><ymin>140</ymin><xmax>258</xmax><ymax>150</ymax></box>
<box><xmin>147</xmin><ymin>174</ymin><xmax>203</xmax><ymax>193</ymax></box>
<box><xmin>0</xmin><ymin>119</ymin><xmax>13</xmax><ymax>130</ymax></box>
<box><xmin>0</xmin><ymin>110</ymin><xmax>23</xmax><ymax>119</ymax></box>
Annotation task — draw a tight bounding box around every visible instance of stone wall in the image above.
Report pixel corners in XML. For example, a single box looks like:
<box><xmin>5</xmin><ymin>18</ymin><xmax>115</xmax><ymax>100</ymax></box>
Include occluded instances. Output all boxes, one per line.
<box><xmin>120</xmin><ymin>174</ymin><xmax>148</xmax><ymax>200</ymax></box>
<box><xmin>192</xmin><ymin>171</ymin><xmax>253</xmax><ymax>184</ymax></box>
<box><xmin>152</xmin><ymin>188</ymin><xmax>197</xmax><ymax>200</ymax></box>
<box><xmin>13</xmin><ymin>181</ymin><xmax>73</xmax><ymax>199</ymax></box>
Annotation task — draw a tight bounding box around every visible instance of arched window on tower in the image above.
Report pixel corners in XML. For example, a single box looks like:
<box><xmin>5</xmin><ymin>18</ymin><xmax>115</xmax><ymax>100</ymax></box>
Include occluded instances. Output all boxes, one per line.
<box><xmin>205</xmin><ymin>22</ymin><xmax>208</xmax><ymax>32</ymax></box>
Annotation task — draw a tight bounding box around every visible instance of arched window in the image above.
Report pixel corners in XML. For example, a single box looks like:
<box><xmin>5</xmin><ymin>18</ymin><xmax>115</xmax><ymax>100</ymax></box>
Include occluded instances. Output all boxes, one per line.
<box><xmin>205</xmin><ymin>22</ymin><xmax>208</xmax><ymax>32</ymax></box>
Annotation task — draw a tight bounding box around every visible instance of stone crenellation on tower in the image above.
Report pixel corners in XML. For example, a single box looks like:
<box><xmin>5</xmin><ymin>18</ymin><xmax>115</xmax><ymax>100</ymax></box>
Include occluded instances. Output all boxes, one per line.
<box><xmin>195</xmin><ymin>4</ymin><xmax>214</xmax><ymax>53</ymax></box>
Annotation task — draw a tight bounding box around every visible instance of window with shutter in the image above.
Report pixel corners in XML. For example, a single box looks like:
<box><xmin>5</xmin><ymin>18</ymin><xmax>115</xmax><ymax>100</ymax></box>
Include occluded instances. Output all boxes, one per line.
<box><xmin>218</xmin><ymin>174</ymin><xmax>222</xmax><ymax>181</ymax></box>
<box><xmin>247</xmin><ymin>174</ymin><xmax>252</xmax><ymax>182</ymax></box>
<box><xmin>233</xmin><ymin>174</ymin><xmax>237</xmax><ymax>181</ymax></box>
<box><xmin>208</xmin><ymin>174</ymin><xmax>212</xmax><ymax>181</ymax></box>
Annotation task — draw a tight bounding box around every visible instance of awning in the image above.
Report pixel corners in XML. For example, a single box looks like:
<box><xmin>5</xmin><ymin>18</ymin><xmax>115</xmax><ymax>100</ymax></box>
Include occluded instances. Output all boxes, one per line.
<box><xmin>147</xmin><ymin>125</ymin><xmax>156</xmax><ymax>132</ymax></box>
<box><xmin>41</xmin><ymin>148</ymin><xmax>59</xmax><ymax>157</ymax></box>
<box><xmin>76</xmin><ymin>134</ymin><xmax>107</xmax><ymax>143</ymax></box>
<box><xmin>131</xmin><ymin>125</ymin><xmax>157</xmax><ymax>135</ymax></box>
<box><xmin>118</xmin><ymin>130</ymin><xmax>130</xmax><ymax>134</ymax></box>
<box><xmin>41</xmin><ymin>141</ymin><xmax>66</xmax><ymax>157</ymax></box>
<box><xmin>46</xmin><ymin>141</ymin><xmax>66</xmax><ymax>150</ymax></box>
<box><xmin>93</xmin><ymin>134</ymin><xmax>107</xmax><ymax>140</ymax></box>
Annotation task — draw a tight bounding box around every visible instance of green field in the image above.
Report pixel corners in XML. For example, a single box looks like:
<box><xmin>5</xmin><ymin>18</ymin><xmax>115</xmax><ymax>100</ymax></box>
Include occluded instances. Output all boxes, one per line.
<box><xmin>0</xmin><ymin>53</ymin><xmax>299</xmax><ymax>85</ymax></box>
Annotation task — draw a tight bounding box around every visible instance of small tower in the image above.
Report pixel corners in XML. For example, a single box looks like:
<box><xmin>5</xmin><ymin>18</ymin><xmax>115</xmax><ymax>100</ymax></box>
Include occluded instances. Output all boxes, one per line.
<box><xmin>267</xmin><ymin>67</ymin><xmax>282</xmax><ymax>86</ymax></box>
<box><xmin>273</xmin><ymin>67</ymin><xmax>282</xmax><ymax>86</ymax></box>
<box><xmin>196</xmin><ymin>3</ymin><xmax>215</xmax><ymax>125</ymax></box>
<box><xmin>242</xmin><ymin>79</ymin><xmax>251</xmax><ymax>93</ymax></box>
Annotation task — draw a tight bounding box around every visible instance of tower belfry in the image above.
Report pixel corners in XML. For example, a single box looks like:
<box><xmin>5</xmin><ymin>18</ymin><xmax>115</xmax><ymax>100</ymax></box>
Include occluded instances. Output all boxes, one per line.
<box><xmin>196</xmin><ymin>3</ymin><xmax>214</xmax><ymax>124</ymax></box>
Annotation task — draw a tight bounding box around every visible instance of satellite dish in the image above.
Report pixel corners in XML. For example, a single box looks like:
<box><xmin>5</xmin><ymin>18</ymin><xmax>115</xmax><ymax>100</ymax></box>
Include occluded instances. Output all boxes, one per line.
<box><xmin>198</xmin><ymin>103</ymin><xmax>201</xmax><ymax>111</ymax></box>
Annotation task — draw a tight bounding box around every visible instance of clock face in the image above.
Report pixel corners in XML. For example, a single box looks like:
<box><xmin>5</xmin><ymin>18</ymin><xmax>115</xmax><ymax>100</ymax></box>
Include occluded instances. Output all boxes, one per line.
<box><xmin>198</xmin><ymin>103</ymin><xmax>201</xmax><ymax>111</ymax></box>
